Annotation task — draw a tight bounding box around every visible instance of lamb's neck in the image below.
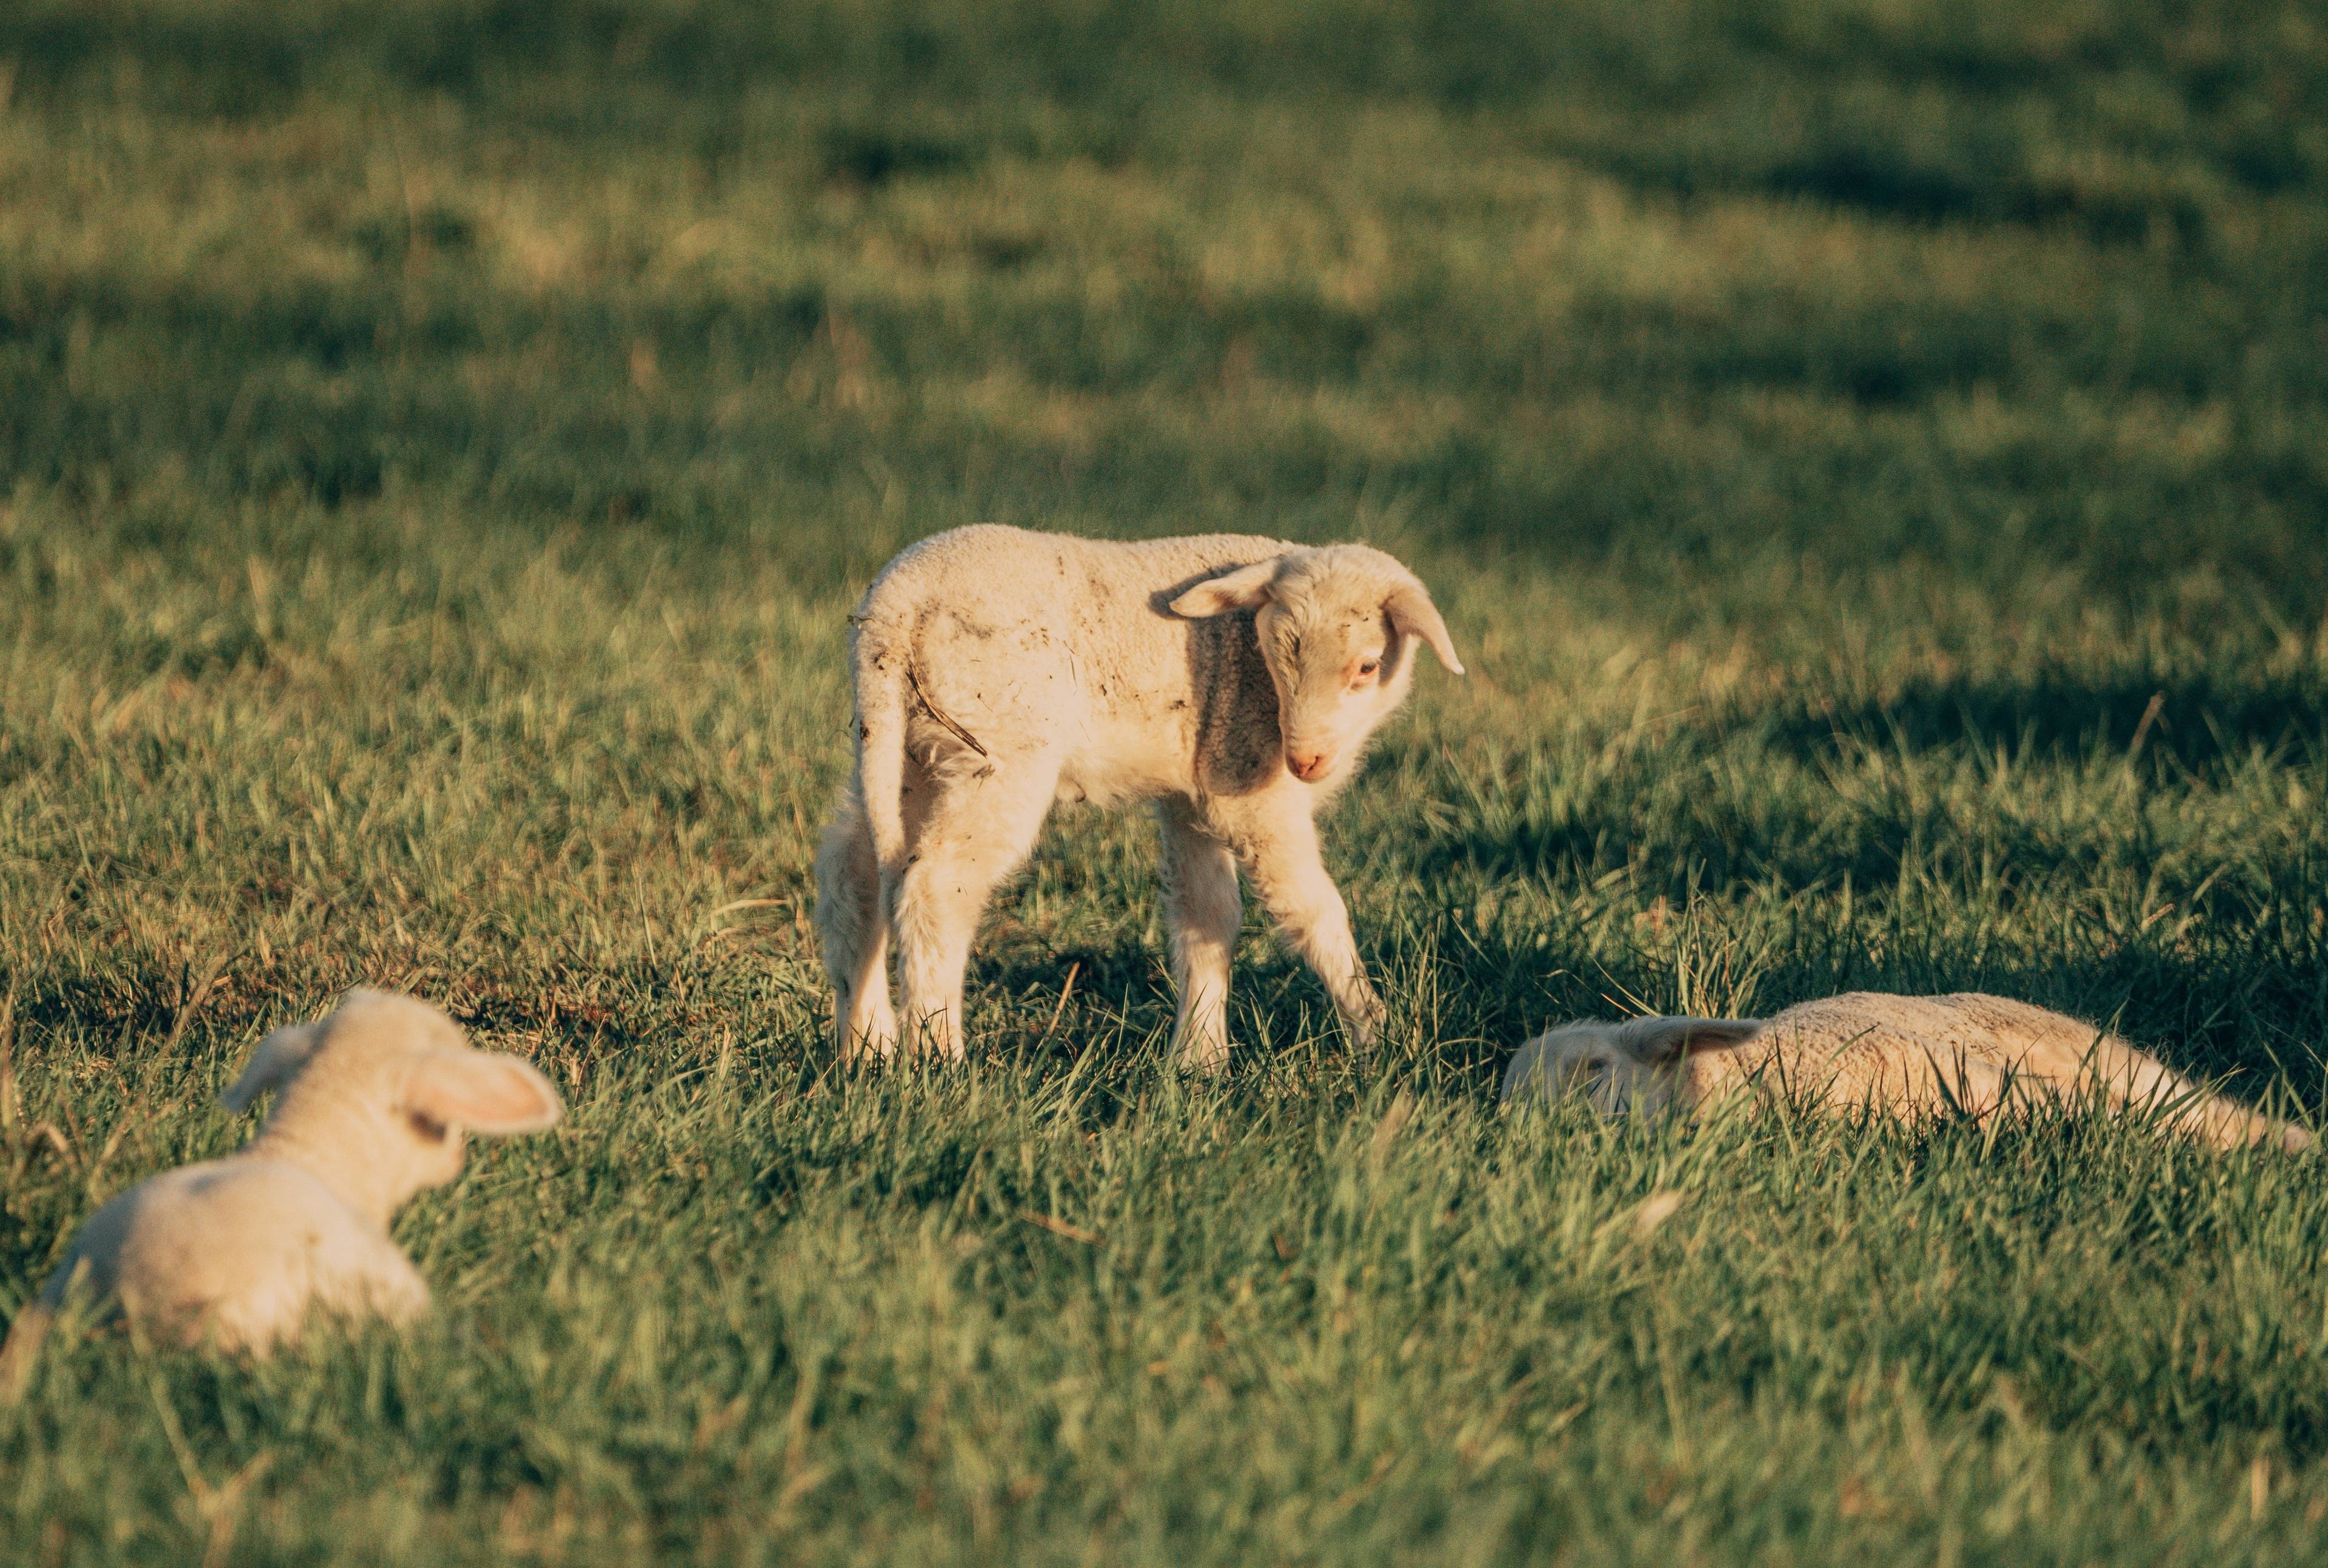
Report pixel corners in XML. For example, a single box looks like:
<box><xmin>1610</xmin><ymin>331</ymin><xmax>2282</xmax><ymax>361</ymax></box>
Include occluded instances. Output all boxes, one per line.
<box><xmin>1675</xmin><ymin>1049</ymin><xmax>1759</xmax><ymax>1116</ymax></box>
<box><xmin>1668</xmin><ymin>1059</ymin><xmax>1704</xmax><ymax>1119</ymax></box>
<box><xmin>242</xmin><ymin>1122</ymin><xmax>405</xmax><ymax>1230</ymax></box>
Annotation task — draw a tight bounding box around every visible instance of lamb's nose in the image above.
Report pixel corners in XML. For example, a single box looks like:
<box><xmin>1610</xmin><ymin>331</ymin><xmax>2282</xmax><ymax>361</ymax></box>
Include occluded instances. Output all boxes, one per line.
<box><xmin>1287</xmin><ymin>750</ymin><xmax>1328</xmax><ymax>781</ymax></box>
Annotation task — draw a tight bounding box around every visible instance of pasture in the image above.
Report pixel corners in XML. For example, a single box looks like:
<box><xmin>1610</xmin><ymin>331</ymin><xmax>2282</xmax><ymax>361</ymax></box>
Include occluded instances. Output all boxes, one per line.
<box><xmin>2</xmin><ymin>2</ymin><xmax>2326</xmax><ymax>1561</ymax></box>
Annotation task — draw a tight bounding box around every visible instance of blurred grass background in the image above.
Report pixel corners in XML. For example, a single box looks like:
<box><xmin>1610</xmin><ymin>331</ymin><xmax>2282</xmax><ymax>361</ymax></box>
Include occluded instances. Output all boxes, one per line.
<box><xmin>2</xmin><ymin>2</ymin><xmax>2326</xmax><ymax>1563</ymax></box>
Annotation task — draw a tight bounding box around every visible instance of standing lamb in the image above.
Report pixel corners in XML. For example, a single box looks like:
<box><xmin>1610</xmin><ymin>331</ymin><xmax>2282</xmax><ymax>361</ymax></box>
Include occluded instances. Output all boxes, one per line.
<box><xmin>0</xmin><ymin>989</ymin><xmax>563</xmax><ymax>1398</ymax></box>
<box><xmin>816</xmin><ymin>525</ymin><xmax>1464</xmax><ymax>1067</ymax></box>
<box><xmin>1500</xmin><ymin>991</ymin><xmax>2313</xmax><ymax>1151</ymax></box>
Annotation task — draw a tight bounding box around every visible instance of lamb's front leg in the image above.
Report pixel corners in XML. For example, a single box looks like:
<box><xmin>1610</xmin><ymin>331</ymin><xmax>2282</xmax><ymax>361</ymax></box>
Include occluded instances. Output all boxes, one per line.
<box><xmin>1157</xmin><ymin>801</ymin><xmax>1241</xmax><ymax>1072</ymax></box>
<box><xmin>1229</xmin><ymin>795</ymin><xmax>1383</xmax><ymax>1046</ymax></box>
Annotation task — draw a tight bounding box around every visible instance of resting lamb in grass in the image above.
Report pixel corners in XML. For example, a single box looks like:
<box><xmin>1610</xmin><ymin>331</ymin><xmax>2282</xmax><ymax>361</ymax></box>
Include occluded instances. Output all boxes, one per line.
<box><xmin>0</xmin><ymin>990</ymin><xmax>562</xmax><ymax>1398</ymax></box>
<box><xmin>1500</xmin><ymin>991</ymin><xmax>2312</xmax><ymax>1151</ymax></box>
<box><xmin>816</xmin><ymin>524</ymin><xmax>1464</xmax><ymax>1067</ymax></box>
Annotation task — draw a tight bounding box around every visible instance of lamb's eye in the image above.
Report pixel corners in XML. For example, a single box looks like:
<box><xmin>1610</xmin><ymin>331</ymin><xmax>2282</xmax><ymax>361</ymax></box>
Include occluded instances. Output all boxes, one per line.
<box><xmin>1355</xmin><ymin>658</ymin><xmax>1380</xmax><ymax>681</ymax></box>
<box><xmin>407</xmin><ymin>1110</ymin><xmax>449</xmax><ymax>1144</ymax></box>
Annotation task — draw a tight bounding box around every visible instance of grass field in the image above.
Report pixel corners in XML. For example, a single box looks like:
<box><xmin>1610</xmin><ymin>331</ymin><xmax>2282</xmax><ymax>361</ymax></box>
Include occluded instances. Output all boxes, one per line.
<box><xmin>3</xmin><ymin>1</ymin><xmax>2327</xmax><ymax>1561</ymax></box>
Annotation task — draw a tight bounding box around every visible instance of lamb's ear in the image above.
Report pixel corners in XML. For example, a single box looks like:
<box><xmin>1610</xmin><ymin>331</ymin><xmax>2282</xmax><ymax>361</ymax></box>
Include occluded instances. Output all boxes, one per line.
<box><xmin>219</xmin><ymin>1023</ymin><xmax>323</xmax><ymax>1114</ymax></box>
<box><xmin>1619</xmin><ymin>1016</ymin><xmax>1764</xmax><ymax>1064</ymax></box>
<box><xmin>1385</xmin><ymin>581</ymin><xmax>1464</xmax><ymax>675</ymax></box>
<box><xmin>404</xmin><ymin>1051</ymin><xmax>564</xmax><ymax>1136</ymax></box>
<box><xmin>1169</xmin><ymin>559</ymin><xmax>1281</xmax><ymax>618</ymax></box>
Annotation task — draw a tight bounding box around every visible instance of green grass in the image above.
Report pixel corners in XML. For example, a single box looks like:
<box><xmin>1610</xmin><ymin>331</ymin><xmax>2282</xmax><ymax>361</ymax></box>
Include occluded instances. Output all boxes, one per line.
<box><xmin>3</xmin><ymin>1</ymin><xmax>2327</xmax><ymax>1561</ymax></box>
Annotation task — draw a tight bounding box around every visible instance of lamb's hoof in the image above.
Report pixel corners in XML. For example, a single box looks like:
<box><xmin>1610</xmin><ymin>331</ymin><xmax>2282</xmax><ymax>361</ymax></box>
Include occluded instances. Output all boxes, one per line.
<box><xmin>1172</xmin><ymin>1041</ymin><xmax>1232</xmax><ymax>1076</ymax></box>
<box><xmin>838</xmin><ymin>1024</ymin><xmax>900</xmax><ymax>1066</ymax></box>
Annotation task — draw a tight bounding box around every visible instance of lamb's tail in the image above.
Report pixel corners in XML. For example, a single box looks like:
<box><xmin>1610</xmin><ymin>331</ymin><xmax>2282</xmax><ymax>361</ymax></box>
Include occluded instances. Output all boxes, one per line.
<box><xmin>852</xmin><ymin>613</ymin><xmax>913</xmax><ymax>877</ymax></box>
<box><xmin>0</xmin><ymin>1299</ymin><xmax>55</xmax><ymax>1405</ymax></box>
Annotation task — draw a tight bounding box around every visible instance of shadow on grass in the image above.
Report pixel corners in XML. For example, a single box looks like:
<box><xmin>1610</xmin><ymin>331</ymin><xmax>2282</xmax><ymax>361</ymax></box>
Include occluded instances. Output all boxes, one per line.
<box><xmin>1771</xmin><ymin>670</ymin><xmax>2327</xmax><ymax>768</ymax></box>
<box><xmin>1423</xmin><ymin>660</ymin><xmax>2326</xmax><ymax>890</ymax></box>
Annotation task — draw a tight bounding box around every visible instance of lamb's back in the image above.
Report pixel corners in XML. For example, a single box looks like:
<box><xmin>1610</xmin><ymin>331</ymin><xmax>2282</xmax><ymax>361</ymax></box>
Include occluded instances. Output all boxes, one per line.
<box><xmin>858</xmin><ymin>527</ymin><xmax>1293</xmax><ymax>788</ymax></box>
<box><xmin>44</xmin><ymin>1158</ymin><xmax>424</xmax><ymax>1352</ymax></box>
<box><xmin>1677</xmin><ymin>991</ymin><xmax>2301</xmax><ymax>1149</ymax></box>
<box><xmin>860</xmin><ymin>527</ymin><xmax>1286</xmax><ymax>635</ymax></box>
<box><xmin>1691</xmin><ymin>992</ymin><xmax>2181</xmax><ymax>1120</ymax></box>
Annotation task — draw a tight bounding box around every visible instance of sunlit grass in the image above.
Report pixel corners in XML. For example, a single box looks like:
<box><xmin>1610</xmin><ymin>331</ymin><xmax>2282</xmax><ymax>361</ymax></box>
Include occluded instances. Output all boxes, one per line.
<box><xmin>2</xmin><ymin>2</ymin><xmax>2326</xmax><ymax>1563</ymax></box>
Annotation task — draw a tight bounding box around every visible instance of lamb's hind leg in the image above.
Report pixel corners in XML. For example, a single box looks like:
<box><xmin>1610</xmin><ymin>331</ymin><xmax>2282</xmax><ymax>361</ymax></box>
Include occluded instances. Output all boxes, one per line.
<box><xmin>815</xmin><ymin>775</ymin><xmax>898</xmax><ymax>1059</ymax></box>
<box><xmin>2075</xmin><ymin>1036</ymin><xmax>2310</xmax><ymax>1151</ymax></box>
<box><xmin>1157</xmin><ymin>801</ymin><xmax>1241</xmax><ymax>1072</ymax></box>
<box><xmin>891</xmin><ymin>752</ymin><xmax>1059</xmax><ymax>1060</ymax></box>
<box><xmin>1229</xmin><ymin>794</ymin><xmax>1383</xmax><ymax>1046</ymax></box>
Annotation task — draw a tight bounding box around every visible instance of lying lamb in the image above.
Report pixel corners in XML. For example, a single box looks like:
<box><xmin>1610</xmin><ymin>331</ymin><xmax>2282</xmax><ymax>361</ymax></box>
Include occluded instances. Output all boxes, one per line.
<box><xmin>0</xmin><ymin>989</ymin><xmax>562</xmax><ymax>1396</ymax></box>
<box><xmin>1500</xmin><ymin>991</ymin><xmax>2312</xmax><ymax>1151</ymax></box>
<box><xmin>817</xmin><ymin>524</ymin><xmax>1464</xmax><ymax>1067</ymax></box>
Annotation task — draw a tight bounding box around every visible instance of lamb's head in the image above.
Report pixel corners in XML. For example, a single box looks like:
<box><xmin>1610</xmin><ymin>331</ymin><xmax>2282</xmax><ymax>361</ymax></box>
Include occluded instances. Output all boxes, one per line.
<box><xmin>1500</xmin><ymin>1015</ymin><xmax>1765</xmax><ymax>1118</ymax></box>
<box><xmin>219</xmin><ymin>989</ymin><xmax>564</xmax><ymax>1209</ymax></box>
<box><xmin>1169</xmin><ymin>544</ymin><xmax>1463</xmax><ymax>786</ymax></box>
